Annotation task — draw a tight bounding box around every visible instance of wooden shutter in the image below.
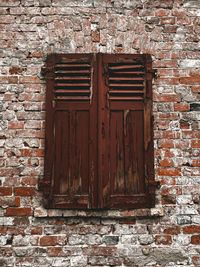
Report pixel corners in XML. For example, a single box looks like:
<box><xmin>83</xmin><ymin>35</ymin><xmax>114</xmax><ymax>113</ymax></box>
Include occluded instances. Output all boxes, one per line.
<box><xmin>98</xmin><ymin>54</ymin><xmax>156</xmax><ymax>209</ymax></box>
<box><xmin>41</xmin><ymin>54</ymin><xmax>98</xmax><ymax>209</ymax></box>
<box><xmin>40</xmin><ymin>53</ymin><xmax>156</xmax><ymax>210</ymax></box>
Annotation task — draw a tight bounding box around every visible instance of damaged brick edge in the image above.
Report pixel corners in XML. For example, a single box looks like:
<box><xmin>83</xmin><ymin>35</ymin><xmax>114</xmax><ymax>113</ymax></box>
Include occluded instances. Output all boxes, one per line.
<box><xmin>34</xmin><ymin>206</ymin><xmax>164</xmax><ymax>218</ymax></box>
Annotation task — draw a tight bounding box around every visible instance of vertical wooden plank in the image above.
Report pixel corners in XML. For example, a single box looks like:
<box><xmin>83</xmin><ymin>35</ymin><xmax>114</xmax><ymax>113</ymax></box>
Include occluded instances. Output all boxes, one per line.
<box><xmin>144</xmin><ymin>54</ymin><xmax>156</xmax><ymax>207</ymax></box>
<box><xmin>89</xmin><ymin>54</ymin><xmax>98</xmax><ymax>209</ymax></box>
<box><xmin>98</xmin><ymin>53</ymin><xmax>110</xmax><ymax>208</ymax></box>
<box><xmin>54</xmin><ymin>111</ymin><xmax>69</xmax><ymax>194</ymax></box>
<box><xmin>69</xmin><ymin>110</ymin><xmax>76</xmax><ymax>195</ymax></box>
<box><xmin>97</xmin><ymin>53</ymin><xmax>104</xmax><ymax>208</ymax></box>
<box><xmin>72</xmin><ymin>111</ymin><xmax>89</xmax><ymax>195</ymax></box>
<box><xmin>124</xmin><ymin>110</ymin><xmax>145</xmax><ymax>194</ymax></box>
<box><xmin>110</xmin><ymin>111</ymin><xmax>125</xmax><ymax>194</ymax></box>
<box><xmin>43</xmin><ymin>54</ymin><xmax>56</xmax><ymax>206</ymax></box>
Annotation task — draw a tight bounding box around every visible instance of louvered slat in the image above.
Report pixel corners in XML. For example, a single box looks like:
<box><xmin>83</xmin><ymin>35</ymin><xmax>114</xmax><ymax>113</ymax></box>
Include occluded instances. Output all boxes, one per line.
<box><xmin>54</xmin><ymin>62</ymin><xmax>91</xmax><ymax>101</ymax></box>
<box><xmin>108</xmin><ymin>63</ymin><xmax>145</xmax><ymax>100</ymax></box>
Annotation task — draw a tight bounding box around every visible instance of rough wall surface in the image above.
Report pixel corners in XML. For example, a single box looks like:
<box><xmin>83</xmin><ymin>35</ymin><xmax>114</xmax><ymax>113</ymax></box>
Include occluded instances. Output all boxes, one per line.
<box><xmin>1</xmin><ymin>0</ymin><xmax>200</xmax><ymax>266</ymax></box>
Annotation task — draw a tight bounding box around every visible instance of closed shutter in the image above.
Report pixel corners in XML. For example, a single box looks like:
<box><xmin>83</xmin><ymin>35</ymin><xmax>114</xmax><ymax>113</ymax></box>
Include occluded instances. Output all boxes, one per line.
<box><xmin>40</xmin><ymin>53</ymin><xmax>156</xmax><ymax>210</ymax></box>
<box><xmin>41</xmin><ymin>54</ymin><xmax>98</xmax><ymax>209</ymax></box>
<box><xmin>98</xmin><ymin>54</ymin><xmax>155</xmax><ymax>209</ymax></box>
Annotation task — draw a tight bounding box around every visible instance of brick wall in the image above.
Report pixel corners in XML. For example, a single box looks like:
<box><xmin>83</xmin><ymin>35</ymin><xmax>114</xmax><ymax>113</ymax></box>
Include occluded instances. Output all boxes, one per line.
<box><xmin>1</xmin><ymin>0</ymin><xmax>200</xmax><ymax>266</ymax></box>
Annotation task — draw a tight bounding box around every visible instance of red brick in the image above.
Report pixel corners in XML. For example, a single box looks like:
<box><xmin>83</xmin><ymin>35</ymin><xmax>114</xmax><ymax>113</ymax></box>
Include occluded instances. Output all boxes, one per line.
<box><xmin>191</xmin><ymin>140</ymin><xmax>200</xmax><ymax>148</ymax></box>
<box><xmin>183</xmin><ymin>225</ymin><xmax>200</xmax><ymax>234</ymax></box>
<box><xmin>175</xmin><ymin>140</ymin><xmax>190</xmax><ymax>149</ymax></box>
<box><xmin>191</xmin><ymin>235</ymin><xmax>200</xmax><ymax>245</ymax></box>
<box><xmin>40</xmin><ymin>236</ymin><xmax>58</xmax><ymax>246</ymax></box>
<box><xmin>6</xmin><ymin>207</ymin><xmax>32</xmax><ymax>216</ymax></box>
<box><xmin>155</xmin><ymin>235</ymin><xmax>172</xmax><ymax>245</ymax></box>
<box><xmin>24</xmin><ymin>121</ymin><xmax>41</xmax><ymax>129</ymax></box>
<box><xmin>7</xmin><ymin>226</ymin><xmax>25</xmax><ymax>235</ymax></box>
<box><xmin>19</xmin><ymin>76</ymin><xmax>41</xmax><ymax>84</ymax></box>
<box><xmin>174</xmin><ymin>103</ymin><xmax>189</xmax><ymax>111</ymax></box>
<box><xmin>182</xmin><ymin>131</ymin><xmax>200</xmax><ymax>139</ymax></box>
<box><xmin>154</xmin><ymin>94</ymin><xmax>181</xmax><ymax>102</ymax></box>
<box><xmin>180</xmin><ymin>77</ymin><xmax>200</xmax><ymax>84</ymax></box>
<box><xmin>192</xmin><ymin>256</ymin><xmax>200</xmax><ymax>266</ymax></box>
<box><xmin>48</xmin><ymin>247</ymin><xmax>63</xmax><ymax>256</ymax></box>
<box><xmin>153</xmin><ymin>59</ymin><xmax>178</xmax><ymax>68</ymax></box>
<box><xmin>161</xmin><ymin>17</ymin><xmax>176</xmax><ymax>25</ymax></box>
<box><xmin>0</xmin><ymin>196</ymin><xmax>20</xmax><ymax>207</ymax></box>
<box><xmin>164</xmin><ymin>226</ymin><xmax>180</xmax><ymax>235</ymax></box>
<box><xmin>1</xmin><ymin>168</ymin><xmax>20</xmax><ymax>177</ymax></box>
<box><xmin>177</xmin><ymin>16</ymin><xmax>192</xmax><ymax>25</ymax></box>
<box><xmin>14</xmin><ymin>187</ymin><xmax>35</xmax><ymax>197</ymax></box>
<box><xmin>160</xmin><ymin>177</ymin><xmax>176</xmax><ymax>185</ymax></box>
<box><xmin>164</xmin><ymin>25</ymin><xmax>178</xmax><ymax>33</ymax></box>
<box><xmin>157</xmin><ymin>69</ymin><xmax>173</xmax><ymax>76</ymax></box>
<box><xmin>180</xmin><ymin>120</ymin><xmax>190</xmax><ymax>129</ymax></box>
<box><xmin>21</xmin><ymin>177</ymin><xmax>38</xmax><ymax>186</ymax></box>
<box><xmin>31</xmin><ymin>227</ymin><xmax>43</xmax><ymax>235</ymax></box>
<box><xmin>0</xmin><ymin>187</ymin><xmax>12</xmax><ymax>196</ymax></box>
<box><xmin>192</xmin><ymin>85</ymin><xmax>200</xmax><ymax>93</ymax></box>
<box><xmin>9</xmin><ymin>67</ymin><xmax>24</xmax><ymax>74</ymax></box>
<box><xmin>157</xmin><ymin>78</ymin><xmax>179</xmax><ymax>85</ymax></box>
<box><xmin>0</xmin><ymin>226</ymin><xmax>7</xmax><ymax>234</ymax></box>
<box><xmin>92</xmin><ymin>30</ymin><xmax>100</xmax><ymax>42</ymax></box>
<box><xmin>155</xmin><ymin>9</ymin><xmax>171</xmax><ymax>16</ymax></box>
<box><xmin>8</xmin><ymin>121</ymin><xmax>24</xmax><ymax>129</ymax></box>
<box><xmin>162</xmin><ymin>195</ymin><xmax>176</xmax><ymax>205</ymax></box>
<box><xmin>83</xmin><ymin>246</ymin><xmax>117</xmax><ymax>256</ymax></box>
<box><xmin>192</xmin><ymin>160</ymin><xmax>200</xmax><ymax>167</ymax></box>
<box><xmin>161</xmin><ymin>186</ymin><xmax>182</xmax><ymax>195</ymax></box>
<box><xmin>162</xmin><ymin>131</ymin><xmax>180</xmax><ymax>139</ymax></box>
<box><xmin>19</xmin><ymin>149</ymin><xmax>44</xmax><ymax>157</ymax></box>
<box><xmin>13</xmin><ymin>217</ymin><xmax>30</xmax><ymax>226</ymax></box>
<box><xmin>0</xmin><ymin>76</ymin><xmax>18</xmax><ymax>84</ymax></box>
<box><xmin>158</xmin><ymin>113</ymin><xmax>179</xmax><ymax>120</ymax></box>
<box><xmin>157</xmin><ymin>121</ymin><xmax>170</xmax><ymax>130</ymax></box>
<box><xmin>29</xmin><ymin>51</ymin><xmax>42</xmax><ymax>58</ymax></box>
<box><xmin>159</xmin><ymin>158</ymin><xmax>174</xmax><ymax>167</ymax></box>
<box><xmin>18</xmin><ymin>93</ymin><xmax>44</xmax><ymax>102</ymax></box>
<box><xmin>158</xmin><ymin>140</ymin><xmax>174</xmax><ymax>148</ymax></box>
<box><xmin>119</xmin><ymin>219</ymin><xmax>136</xmax><ymax>224</ymax></box>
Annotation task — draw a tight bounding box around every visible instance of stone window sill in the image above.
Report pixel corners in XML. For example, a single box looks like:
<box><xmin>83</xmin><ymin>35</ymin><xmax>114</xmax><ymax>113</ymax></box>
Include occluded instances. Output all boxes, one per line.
<box><xmin>34</xmin><ymin>206</ymin><xmax>164</xmax><ymax>219</ymax></box>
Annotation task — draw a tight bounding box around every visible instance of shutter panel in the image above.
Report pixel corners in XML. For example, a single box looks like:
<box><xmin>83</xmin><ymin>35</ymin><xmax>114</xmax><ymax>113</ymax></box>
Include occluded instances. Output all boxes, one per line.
<box><xmin>42</xmin><ymin>54</ymin><xmax>98</xmax><ymax>209</ymax></box>
<box><xmin>99</xmin><ymin>54</ymin><xmax>155</xmax><ymax>209</ymax></box>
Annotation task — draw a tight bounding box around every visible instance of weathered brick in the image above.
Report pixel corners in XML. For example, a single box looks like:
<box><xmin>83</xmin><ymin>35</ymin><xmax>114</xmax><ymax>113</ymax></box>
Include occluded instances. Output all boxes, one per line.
<box><xmin>158</xmin><ymin>140</ymin><xmax>175</xmax><ymax>148</ymax></box>
<box><xmin>158</xmin><ymin>168</ymin><xmax>182</xmax><ymax>176</ymax></box>
<box><xmin>183</xmin><ymin>225</ymin><xmax>200</xmax><ymax>234</ymax></box>
<box><xmin>191</xmin><ymin>140</ymin><xmax>200</xmax><ymax>148</ymax></box>
<box><xmin>14</xmin><ymin>187</ymin><xmax>35</xmax><ymax>196</ymax></box>
<box><xmin>155</xmin><ymin>235</ymin><xmax>172</xmax><ymax>245</ymax></box>
<box><xmin>6</xmin><ymin>207</ymin><xmax>32</xmax><ymax>216</ymax></box>
<box><xmin>191</xmin><ymin>235</ymin><xmax>200</xmax><ymax>245</ymax></box>
<box><xmin>174</xmin><ymin>103</ymin><xmax>190</xmax><ymax>111</ymax></box>
<box><xmin>159</xmin><ymin>158</ymin><xmax>174</xmax><ymax>167</ymax></box>
<box><xmin>8</xmin><ymin>121</ymin><xmax>24</xmax><ymax>129</ymax></box>
<box><xmin>180</xmin><ymin>77</ymin><xmax>200</xmax><ymax>84</ymax></box>
<box><xmin>40</xmin><ymin>236</ymin><xmax>58</xmax><ymax>246</ymax></box>
<box><xmin>0</xmin><ymin>187</ymin><xmax>12</xmax><ymax>196</ymax></box>
<box><xmin>0</xmin><ymin>196</ymin><xmax>20</xmax><ymax>207</ymax></box>
<box><xmin>164</xmin><ymin>226</ymin><xmax>180</xmax><ymax>235</ymax></box>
